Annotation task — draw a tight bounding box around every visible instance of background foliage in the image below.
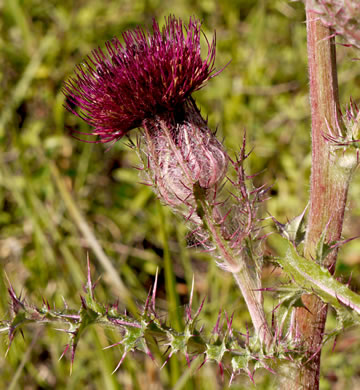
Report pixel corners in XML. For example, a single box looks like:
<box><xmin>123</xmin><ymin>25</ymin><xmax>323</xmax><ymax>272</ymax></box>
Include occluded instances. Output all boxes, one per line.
<box><xmin>1</xmin><ymin>0</ymin><xmax>360</xmax><ymax>388</ymax></box>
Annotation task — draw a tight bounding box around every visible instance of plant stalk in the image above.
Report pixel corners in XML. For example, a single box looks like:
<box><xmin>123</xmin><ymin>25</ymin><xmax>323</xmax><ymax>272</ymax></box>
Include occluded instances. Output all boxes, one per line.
<box><xmin>194</xmin><ymin>189</ymin><xmax>272</xmax><ymax>347</ymax></box>
<box><xmin>285</xmin><ymin>4</ymin><xmax>351</xmax><ymax>389</ymax></box>
<box><xmin>233</xmin><ymin>266</ymin><xmax>272</xmax><ymax>346</ymax></box>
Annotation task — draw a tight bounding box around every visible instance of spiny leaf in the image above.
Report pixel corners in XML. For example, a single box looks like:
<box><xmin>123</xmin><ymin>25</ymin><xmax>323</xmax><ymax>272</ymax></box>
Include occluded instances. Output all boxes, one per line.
<box><xmin>2</xmin><ymin>262</ymin><xmax>301</xmax><ymax>383</ymax></box>
<box><xmin>272</xmin><ymin>205</ymin><xmax>308</xmax><ymax>247</ymax></box>
<box><xmin>275</xmin><ymin>236</ymin><xmax>360</xmax><ymax>326</ymax></box>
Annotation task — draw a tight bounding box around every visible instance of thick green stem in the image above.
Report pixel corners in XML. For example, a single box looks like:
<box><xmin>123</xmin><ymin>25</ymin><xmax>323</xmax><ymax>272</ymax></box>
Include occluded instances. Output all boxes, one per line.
<box><xmin>285</xmin><ymin>4</ymin><xmax>351</xmax><ymax>389</ymax></box>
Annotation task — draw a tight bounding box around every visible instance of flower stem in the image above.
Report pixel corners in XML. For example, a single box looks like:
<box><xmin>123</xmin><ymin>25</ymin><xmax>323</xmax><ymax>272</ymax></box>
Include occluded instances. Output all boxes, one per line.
<box><xmin>285</xmin><ymin>3</ymin><xmax>351</xmax><ymax>389</ymax></box>
<box><xmin>195</xmin><ymin>191</ymin><xmax>272</xmax><ymax>346</ymax></box>
<box><xmin>233</xmin><ymin>267</ymin><xmax>272</xmax><ymax>346</ymax></box>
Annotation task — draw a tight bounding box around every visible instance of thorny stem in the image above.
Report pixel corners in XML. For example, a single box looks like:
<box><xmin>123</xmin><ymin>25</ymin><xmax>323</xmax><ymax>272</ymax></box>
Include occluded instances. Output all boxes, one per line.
<box><xmin>195</xmin><ymin>193</ymin><xmax>272</xmax><ymax>347</ymax></box>
<box><xmin>148</xmin><ymin>120</ymin><xmax>272</xmax><ymax>347</ymax></box>
<box><xmin>285</xmin><ymin>4</ymin><xmax>352</xmax><ymax>389</ymax></box>
<box><xmin>1</xmin><ymin>284</ymin><xmax>293</xmax><ymax>381</ymax></box>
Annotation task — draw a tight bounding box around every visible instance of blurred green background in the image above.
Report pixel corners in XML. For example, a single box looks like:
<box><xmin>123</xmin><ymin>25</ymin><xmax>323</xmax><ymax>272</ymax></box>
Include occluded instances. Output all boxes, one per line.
<box><xmin>1</xmin><ymin>0</ymin><xmax>360</xmax><ymax>389</ymax></box>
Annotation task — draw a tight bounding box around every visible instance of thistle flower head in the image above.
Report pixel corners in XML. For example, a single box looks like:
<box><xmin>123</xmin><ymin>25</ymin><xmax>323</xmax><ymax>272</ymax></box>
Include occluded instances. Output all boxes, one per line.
<box><xmin>65</xmin><ymin>14</ymin><xmax>228</xmax><ymax>220</ymax></box>
<box><xmin>64</xmin><ymin>16</ymin><xmax>218</xmax><ymax>142</ymax></box>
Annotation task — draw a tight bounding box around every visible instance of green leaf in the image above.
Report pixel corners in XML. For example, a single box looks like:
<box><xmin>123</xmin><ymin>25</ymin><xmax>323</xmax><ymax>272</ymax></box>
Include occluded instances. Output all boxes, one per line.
<box><xmin>272</xmin><ymin>205</ymin><xmax>307</xmax><ymax>246</ymax></box>
<box><xmin>275</xmin><ymin>236</ymin><xmax>360</xmax><ymax>326</ymax></box>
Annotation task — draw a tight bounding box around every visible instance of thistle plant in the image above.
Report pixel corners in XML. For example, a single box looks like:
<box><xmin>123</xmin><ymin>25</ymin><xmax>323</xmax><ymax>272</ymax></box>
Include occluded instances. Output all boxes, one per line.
<box><xmin>2</xmin><ymin>6</ymin><xmax>360</xmax><ymax>389</ymax></box>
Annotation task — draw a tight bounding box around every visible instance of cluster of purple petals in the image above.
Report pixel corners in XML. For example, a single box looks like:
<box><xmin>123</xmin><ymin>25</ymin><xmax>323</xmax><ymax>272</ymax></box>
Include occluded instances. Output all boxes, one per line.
<box><xmin>64</xmin><ymin>15</ymin><xmax>218</xmax><ymax>143</ymax></box>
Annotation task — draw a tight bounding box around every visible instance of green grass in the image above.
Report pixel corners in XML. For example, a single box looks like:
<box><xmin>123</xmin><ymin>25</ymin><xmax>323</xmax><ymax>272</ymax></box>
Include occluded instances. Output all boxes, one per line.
<box><xmin>1</xmin><ymin>0</ymin><xmax>360</xmax><ymax>389</ymax></box>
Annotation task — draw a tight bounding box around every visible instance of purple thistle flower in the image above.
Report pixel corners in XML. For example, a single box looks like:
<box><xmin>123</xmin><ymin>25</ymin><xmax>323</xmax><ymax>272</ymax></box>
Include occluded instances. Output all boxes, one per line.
<box><xmin>65</xmin><ymin>14</ymin><xmax>228</xmax><ymax>219</ymax></box>
<box><xmin>64</xmin><ymin>17</ymin><xmax>267</xmax><ymax>310</ymax></box>
<box><xmin>64</xmin><ymin>15</ymin><xmax>219</xmax><ymax>143</ymax></box>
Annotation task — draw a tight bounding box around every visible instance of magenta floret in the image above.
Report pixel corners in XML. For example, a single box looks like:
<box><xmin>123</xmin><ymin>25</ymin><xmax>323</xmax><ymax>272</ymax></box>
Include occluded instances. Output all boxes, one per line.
<box><xmin>64</xmin><ymin>16</ymin><xmax>218</xmax><ymax>142</ymax></box>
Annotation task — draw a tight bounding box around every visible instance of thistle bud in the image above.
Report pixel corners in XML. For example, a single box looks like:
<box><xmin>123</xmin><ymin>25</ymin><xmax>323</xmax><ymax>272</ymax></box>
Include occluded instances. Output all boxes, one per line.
<box><xmin>141</xmin><ymin>103</ymin><xmax>228</xmax><ymax>212</ymax></box>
